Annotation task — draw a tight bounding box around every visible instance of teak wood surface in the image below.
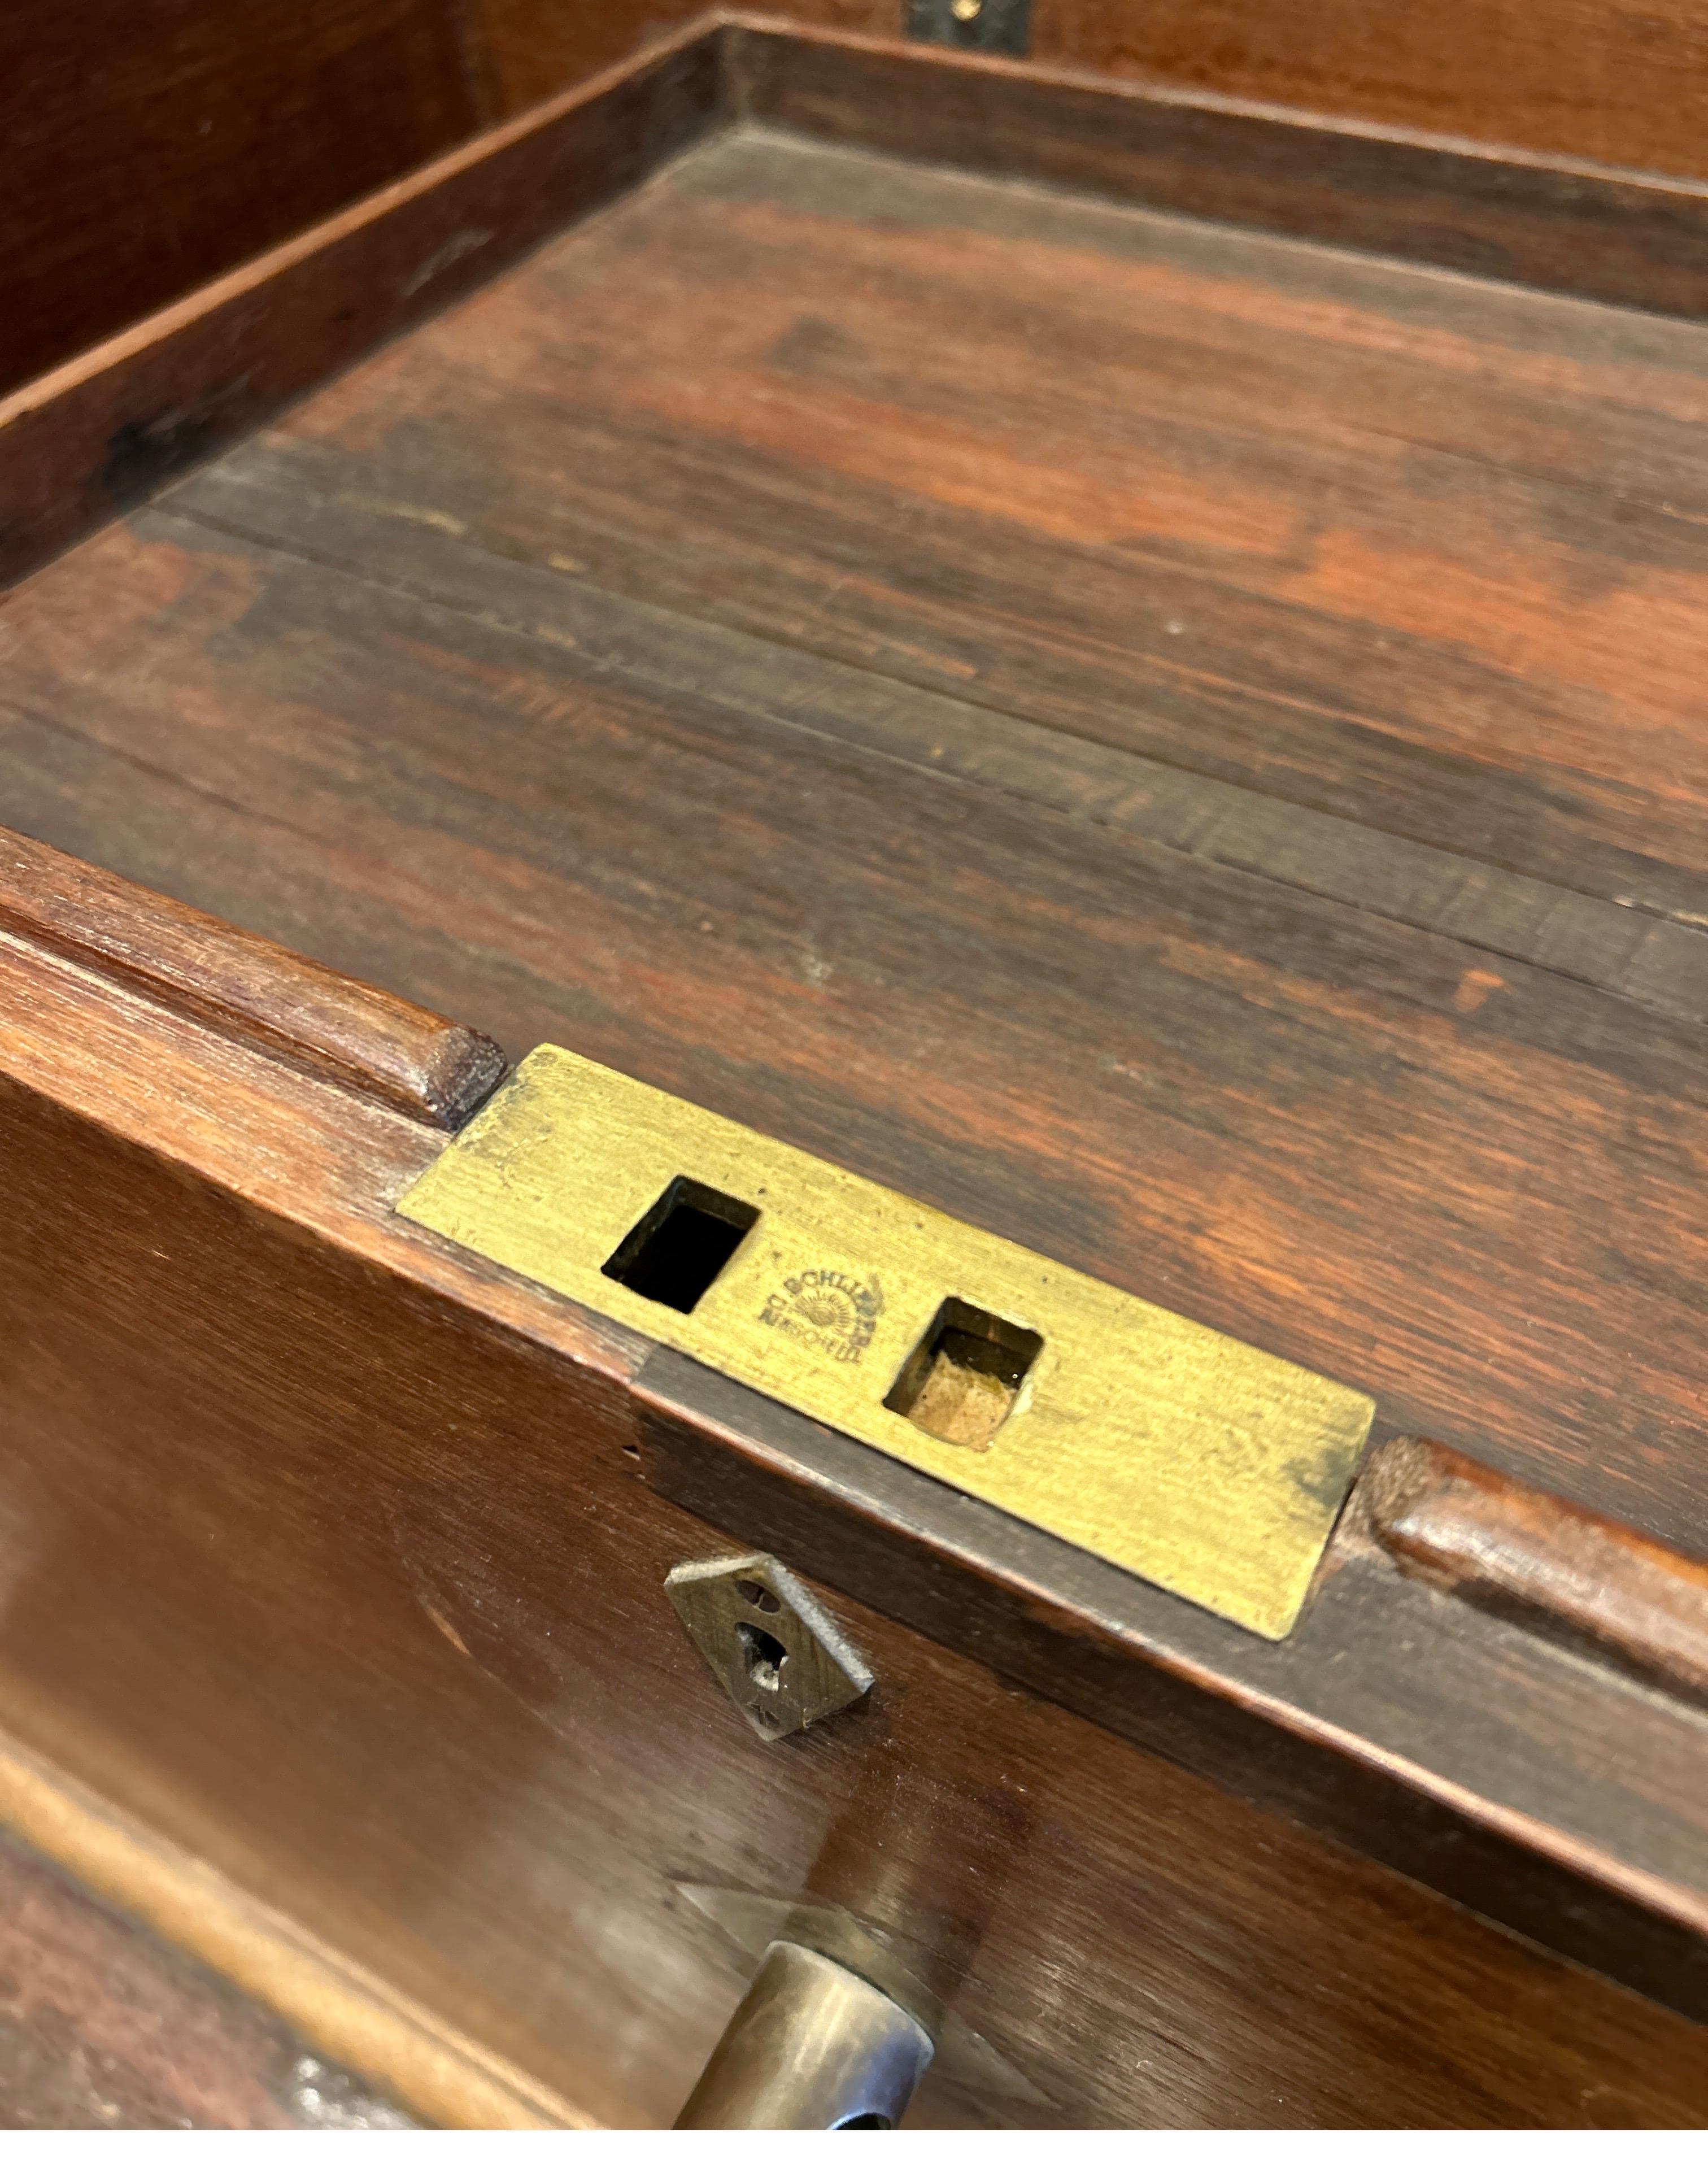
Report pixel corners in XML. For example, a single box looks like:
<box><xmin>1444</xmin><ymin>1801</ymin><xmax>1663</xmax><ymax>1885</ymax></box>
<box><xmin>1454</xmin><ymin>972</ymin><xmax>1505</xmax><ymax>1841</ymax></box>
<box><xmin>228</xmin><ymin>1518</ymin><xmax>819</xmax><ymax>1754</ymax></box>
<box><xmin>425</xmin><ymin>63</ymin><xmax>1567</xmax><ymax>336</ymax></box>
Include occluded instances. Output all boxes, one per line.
<box><xmin>1</xmin><ymin>20</ymin><xmax>1707</xmax><ymax>2129</ymax></box>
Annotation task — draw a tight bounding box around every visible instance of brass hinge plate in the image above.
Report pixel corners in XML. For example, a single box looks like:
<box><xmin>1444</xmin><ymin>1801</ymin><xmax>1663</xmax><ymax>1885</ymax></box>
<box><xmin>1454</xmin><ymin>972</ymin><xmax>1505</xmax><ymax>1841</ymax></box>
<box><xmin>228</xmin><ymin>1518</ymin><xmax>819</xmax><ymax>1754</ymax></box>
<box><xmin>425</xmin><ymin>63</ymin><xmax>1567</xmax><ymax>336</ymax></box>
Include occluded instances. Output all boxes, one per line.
<box><xmin>397</xmin><ymin>1047</ymin><xmax>1374</xmax><ymax>1639</ymax></box>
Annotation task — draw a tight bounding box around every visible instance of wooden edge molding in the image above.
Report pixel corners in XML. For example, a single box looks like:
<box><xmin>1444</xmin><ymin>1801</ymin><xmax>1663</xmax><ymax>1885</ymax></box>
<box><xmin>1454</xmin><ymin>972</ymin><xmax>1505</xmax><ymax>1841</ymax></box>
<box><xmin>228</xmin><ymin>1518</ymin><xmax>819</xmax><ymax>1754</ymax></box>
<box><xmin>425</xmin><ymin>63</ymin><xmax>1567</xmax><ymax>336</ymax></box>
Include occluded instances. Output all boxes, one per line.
<box><xmin>1364</xmin><ymin>1436</ymin><xmax>1708</xmax><ymax>1710</ymax></box>
<box><xmin>725</xmin><ymin>15</ymin><xmax>1708</xmax><ymax>322</ymax></box>
<box><xmin>0</xmin><ymin>1716</ymin><xmax>591</xmax><ymax>2130</ymax></box>
<box><xmin>0</xmin><ymin>17</ymin><xmax>726</xmax><ymax>589</ymax></box>
<box><xmin>0</xmin><ymin>892</ymin><xmax>1703</xmax><ymax>2028</ymax></box>
<box><xmin>0</xmin><ymin>826</ymin><xmax>506</xmax><ymax>1129</ymax></box>
<box><xmin>8</xmin><ymin>11</ymin><xmax>1708</xmax><ymax>592</ymax></box>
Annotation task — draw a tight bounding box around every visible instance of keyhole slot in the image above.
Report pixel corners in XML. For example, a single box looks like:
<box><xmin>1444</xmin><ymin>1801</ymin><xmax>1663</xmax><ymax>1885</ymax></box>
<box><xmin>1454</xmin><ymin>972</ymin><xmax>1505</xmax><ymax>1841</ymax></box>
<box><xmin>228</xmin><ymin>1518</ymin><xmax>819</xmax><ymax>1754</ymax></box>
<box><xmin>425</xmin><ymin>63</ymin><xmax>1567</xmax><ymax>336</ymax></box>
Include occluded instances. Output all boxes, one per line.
<box><xmin>736</xmin><ymin>1621</ymin><xmax>787</xmax><ymax>1692</ymax></box>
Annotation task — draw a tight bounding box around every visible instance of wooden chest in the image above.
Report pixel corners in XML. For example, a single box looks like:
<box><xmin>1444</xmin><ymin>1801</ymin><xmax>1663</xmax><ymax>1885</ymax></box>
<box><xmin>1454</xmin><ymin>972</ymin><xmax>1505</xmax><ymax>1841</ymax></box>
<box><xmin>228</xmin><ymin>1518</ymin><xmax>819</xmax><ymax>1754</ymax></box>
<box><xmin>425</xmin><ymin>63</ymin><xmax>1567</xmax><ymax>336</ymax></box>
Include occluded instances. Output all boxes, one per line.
<box><xmin>2</xmin><ymin>6</ymin><xmax>1706</xmax><ymax>2128</ymax></box>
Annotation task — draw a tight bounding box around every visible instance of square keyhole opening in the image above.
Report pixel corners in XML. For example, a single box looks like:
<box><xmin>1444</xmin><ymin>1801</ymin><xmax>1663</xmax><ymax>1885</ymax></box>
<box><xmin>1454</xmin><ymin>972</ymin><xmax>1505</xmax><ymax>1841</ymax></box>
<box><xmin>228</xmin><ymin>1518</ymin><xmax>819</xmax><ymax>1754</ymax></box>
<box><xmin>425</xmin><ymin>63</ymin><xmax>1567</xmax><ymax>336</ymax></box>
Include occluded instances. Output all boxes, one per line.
<box><xmin>884</xmin><ymin>1298</ymin><xmax>1042</xmax><ymax>1451</ymax></box>
<box><xmin>601</xmin><ymin>1176</ymin><xmax>759</xmax><ymax>1314</ymax></box>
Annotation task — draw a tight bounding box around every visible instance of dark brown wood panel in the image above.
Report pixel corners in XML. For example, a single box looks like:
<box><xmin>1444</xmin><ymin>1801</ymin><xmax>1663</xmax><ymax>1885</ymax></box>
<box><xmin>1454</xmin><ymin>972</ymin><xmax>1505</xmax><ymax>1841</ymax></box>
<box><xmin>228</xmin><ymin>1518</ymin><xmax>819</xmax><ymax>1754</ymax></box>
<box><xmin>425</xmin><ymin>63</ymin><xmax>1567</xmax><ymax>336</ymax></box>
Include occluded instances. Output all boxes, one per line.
<box><xmin>475</xmin><ymin>1</ymin><xmax>883</xmax><ymax>114</ymax></box>
<box><xmin>311</xmin><ymin>0</ymin><xmax>1708</xmax><ymax>213</ymax></box>
<box><xmin>15</xmin><ymin>0</ymin><xmax>1708</xmax><ymax>421</ymax></box>
<box><xmin>222</xmin><ymin>128</ymin><xmax>1708</xmax><ymax>925</ymax></box>
<box><xmin>0</xmin><ymin>24</ymin><xmax>722</xmax><ymax>591</ymax></box>
<box><xmin>2</xmin><ymin>132</ymin><xmax>1706</xmax><ymax>1568</ymax></box>
<box><xmin>1</xmin><ymin>931</ymin><xmax>1706</xmax><ymax>2125</ymax></box>
<box><xmin>3</xmin><ymin>127</ymin><xmax>1708</xmax><ymax>1561</ymax></box>
<box><xmin>0</xmin><ymin>0</ymin><xmax>494</xmax><ymax>399</ymax></box>
<box><xmin>478</xmin><ymin>5</ymin><xmax>1708</xmax><ymax>185</ymax></box>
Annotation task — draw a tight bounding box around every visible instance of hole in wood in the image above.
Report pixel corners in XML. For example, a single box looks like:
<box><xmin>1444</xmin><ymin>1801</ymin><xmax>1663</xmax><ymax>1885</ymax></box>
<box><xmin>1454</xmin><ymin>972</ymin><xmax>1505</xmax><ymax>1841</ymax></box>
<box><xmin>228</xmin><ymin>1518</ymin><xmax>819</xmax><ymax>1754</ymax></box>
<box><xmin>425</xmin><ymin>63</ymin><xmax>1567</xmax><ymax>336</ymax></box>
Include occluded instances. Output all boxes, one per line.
<box><xmin>600</xmin><ymin>1176</ymin><xmax>759</xmax><ymax>1314</ymax></box>
<box><xmin>736</xmin><ymin>1621</ymin><xmax>787</xmax><ymax>1692</ymax></box>
<box><xmin>884</xmin><ymin>1298</ymin><xmax>1042</xmax><ymax>1451</ymax></box>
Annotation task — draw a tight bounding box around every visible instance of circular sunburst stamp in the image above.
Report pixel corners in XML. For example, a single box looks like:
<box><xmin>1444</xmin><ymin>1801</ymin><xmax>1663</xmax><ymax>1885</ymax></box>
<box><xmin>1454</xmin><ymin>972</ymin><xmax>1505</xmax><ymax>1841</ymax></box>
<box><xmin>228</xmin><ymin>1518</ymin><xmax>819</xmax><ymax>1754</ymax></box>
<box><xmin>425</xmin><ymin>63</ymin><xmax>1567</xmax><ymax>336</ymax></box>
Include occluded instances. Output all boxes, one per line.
<box><xmin>758</xmin><ymin>1268</ymin><xmax>884</xmax><ymax>1364</ymax></box>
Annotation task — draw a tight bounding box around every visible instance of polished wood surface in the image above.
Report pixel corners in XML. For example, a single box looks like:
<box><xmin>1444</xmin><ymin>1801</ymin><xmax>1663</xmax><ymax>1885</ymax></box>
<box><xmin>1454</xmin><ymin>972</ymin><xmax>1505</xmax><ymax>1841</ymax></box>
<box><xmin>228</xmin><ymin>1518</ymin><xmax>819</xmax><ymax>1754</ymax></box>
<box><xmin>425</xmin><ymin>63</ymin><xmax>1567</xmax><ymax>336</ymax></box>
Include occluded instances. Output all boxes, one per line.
<box><xmin>0</xmin><ymin>915</ymin><xmax>1704</xmax><ymax>2124</ymax></box>
<box><xmin>1369</xmin><ymin>1440</ymin><xmax>1708</xmax><ymax>1710</ymax></box>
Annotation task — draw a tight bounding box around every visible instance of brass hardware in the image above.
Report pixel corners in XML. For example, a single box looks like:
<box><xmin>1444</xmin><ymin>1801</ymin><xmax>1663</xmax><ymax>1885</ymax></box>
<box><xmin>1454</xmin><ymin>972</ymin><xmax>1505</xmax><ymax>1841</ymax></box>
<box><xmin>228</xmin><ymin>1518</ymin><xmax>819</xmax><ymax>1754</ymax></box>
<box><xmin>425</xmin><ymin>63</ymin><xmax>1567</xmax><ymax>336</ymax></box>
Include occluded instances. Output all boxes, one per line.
<box><xmin>398</xmin><ymin>1046</ymin><xmax>1374</xmax><ymax>1639</ymax></box>
<box><xmin>665</xmin><ymin>1555</ymin><xmax>873</xmax><ymax>1742</ymax></box>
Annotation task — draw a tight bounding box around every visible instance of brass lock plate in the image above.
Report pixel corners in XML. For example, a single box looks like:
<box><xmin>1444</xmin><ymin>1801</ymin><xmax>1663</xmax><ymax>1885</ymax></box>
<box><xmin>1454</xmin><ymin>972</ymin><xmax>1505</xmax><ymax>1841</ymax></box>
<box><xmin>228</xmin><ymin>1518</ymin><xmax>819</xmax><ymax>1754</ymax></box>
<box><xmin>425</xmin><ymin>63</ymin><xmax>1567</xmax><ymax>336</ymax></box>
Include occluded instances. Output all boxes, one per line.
<box><xmin>398</xmin><ymin>1047</ymin><xmax>1374</xmax><ymax>1639</ymax></box>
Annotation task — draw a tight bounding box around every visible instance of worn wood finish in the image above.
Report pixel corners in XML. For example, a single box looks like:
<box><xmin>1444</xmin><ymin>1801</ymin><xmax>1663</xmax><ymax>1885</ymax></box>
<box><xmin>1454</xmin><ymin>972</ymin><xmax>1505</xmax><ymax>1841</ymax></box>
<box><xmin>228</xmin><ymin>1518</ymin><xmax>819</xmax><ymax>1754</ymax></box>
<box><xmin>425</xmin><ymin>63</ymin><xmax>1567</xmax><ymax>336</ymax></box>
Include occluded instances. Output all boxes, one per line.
<box><xmin>731</xmin><ymin>23</ymin><xmax>1708</xmax><ymax>322</ymax></box>
<box><xmin>1369</xmin><ymin>1439</ymin><xmax>1708</xmax><ymax>1710</ymax></box>
<box><xmin>6</xmin><ymin>130</ymin><xmax>1707</xmax><ymax>1557</ymax></box>
<box><xmin>178</xmin><ymin>120</ymin><xmax>1708</xmax><ymax>930</ymax></box>
<box><xmin>0</xmin><ymin>21</ymin><xmax>721</xmax><ymax>590</ymax></box>
<box><xmin>0</xmin><ymin>828</ymin><xmax>503</xmax><ymax>1127</ymax></box>
<box><xmin>0</xmin><ymin>1822</ymin><xmax>413</xmax><ymax>2130</ymax></box>
<box><xmin>1</xmin><ymin>924</ymin><xmax>1706</xmax><ymax>2125</ymax></box>
<box><xmin>15</xmin><ymin>0</ymin><xmax>1708</xmax><ymax>416</ymax></box>
<box><xmin>6</xmin><ymin>23</ymin><xmax>1708</xmax><ymax>2124</ymax></box>
<box><xmin>475</xmin><ymin>3</ymin><xmax>1708</xmax><ymax>186</ymax></box>
<box><xmin>0</xmin><ymin>0</ymin><xmax>496</xmax><ymax>400</ymax></box>
<box><xmin>19</xmin><ymin>20</ymin><xmax>1708</xmax><ymax>601</ymax></box>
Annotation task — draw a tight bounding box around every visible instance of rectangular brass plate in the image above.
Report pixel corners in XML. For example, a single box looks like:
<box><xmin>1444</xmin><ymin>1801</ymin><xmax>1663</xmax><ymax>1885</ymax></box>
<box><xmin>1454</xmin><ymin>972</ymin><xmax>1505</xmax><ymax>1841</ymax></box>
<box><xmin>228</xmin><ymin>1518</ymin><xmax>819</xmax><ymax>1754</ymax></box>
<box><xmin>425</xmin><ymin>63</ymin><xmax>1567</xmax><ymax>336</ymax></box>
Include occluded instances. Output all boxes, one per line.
<box><xmin>398</xmin><ymin>1047</ymin><xmax>1374</xmax><ymax>1638</ymax></box>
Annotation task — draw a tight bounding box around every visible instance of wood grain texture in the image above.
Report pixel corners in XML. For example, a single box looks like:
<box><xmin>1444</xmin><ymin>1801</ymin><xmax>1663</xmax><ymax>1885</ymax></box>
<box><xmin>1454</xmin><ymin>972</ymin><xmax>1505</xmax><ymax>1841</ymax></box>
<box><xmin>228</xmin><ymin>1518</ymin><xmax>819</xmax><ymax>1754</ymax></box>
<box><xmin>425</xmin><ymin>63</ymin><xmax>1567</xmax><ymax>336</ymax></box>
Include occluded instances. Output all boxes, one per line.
<box><xmin>0</xmin><ymin>20</ymin><xmax>722</xmax><ymax>590</ymax></box>
<box><xmin>199</xmin><ymin>123</ymin><xmax>1708</xmax><ymax>930</ymax></box>
<box><xmin>0</xmin><ymin>0</ymin><xmax>495</xmax><ymax>398</ymax></box>
<box><xmin>0</xmin><ymin>827</ymin><xmax>503</xmax><ymax>1127</ymax></box>
<box><xmin>1368</xmin><ymin>1438</ymin><xmax>1708</xmax><ymax>1710</ymax></box>
<box><xmin>4</xmin><ymin>132</ymin><xmax>1705</xmax><ymax>1563</ymax></box>
<box><xmin>731</xmin><ymin>23</ymin><xmax>1708</xmax><ymax>321</ymax></box>
<box><xmin>0</xmin><ymin>1823</ymin><xmax>413</xmax><ymax>2130</ymax></box>
<box><xmin>637</xmin><ymin>1353</ymin><xmax>1708</xmax><ymax>2027</ymax></box>
<box><xmin>15</xmin><ymin>0</ymin><xmax>1708</xmax><ymax>424</ymax></box>
<box><xmin>469</xmin><ymin>3</ymin><xmax>1708</xmax><ymax>186</ymax></box>
<box><xmin>474</xmin><ymin>0</ymin><xmax>883</xmax><ymax>113</ymax></box>
<box><xmin>0</xmin><ymin>928</ymin><xmax>1706</xmax><ymax>2125</ymax></box>
<box><xmin>6</xmin><ymin>60</ymin><xmax>1708</xmax><ymax>2110</ymax></box>
<box><xmin>1022</xmin><ymin>0</ymin><xmax>1708</xmax><ymax>183</ymax></box>
<box><xmin>0</xmin><ymin>1722</ymin><xmax>588</xmax><ymax>2128</ymax></box>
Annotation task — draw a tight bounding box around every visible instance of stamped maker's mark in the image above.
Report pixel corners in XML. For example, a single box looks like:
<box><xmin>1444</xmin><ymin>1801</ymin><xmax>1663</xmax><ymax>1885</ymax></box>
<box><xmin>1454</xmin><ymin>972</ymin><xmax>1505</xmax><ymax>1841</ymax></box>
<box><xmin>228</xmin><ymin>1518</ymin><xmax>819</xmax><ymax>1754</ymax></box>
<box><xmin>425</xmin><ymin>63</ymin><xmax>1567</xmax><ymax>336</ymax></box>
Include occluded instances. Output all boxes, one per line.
<box><xmin>760</xmin><ymin>1269</ymin><xmax>884</xmax><ymax>1363</ymax></box>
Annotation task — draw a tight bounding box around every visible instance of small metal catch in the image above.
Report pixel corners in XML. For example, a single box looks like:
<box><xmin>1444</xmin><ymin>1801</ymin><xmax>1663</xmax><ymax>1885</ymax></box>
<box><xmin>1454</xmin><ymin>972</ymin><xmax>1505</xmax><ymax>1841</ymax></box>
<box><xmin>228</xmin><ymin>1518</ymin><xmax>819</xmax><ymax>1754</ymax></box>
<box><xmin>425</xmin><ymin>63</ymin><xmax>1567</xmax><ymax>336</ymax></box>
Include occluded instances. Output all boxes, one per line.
<box><xmin>666</xmin><ymin>1554</ymin><xmax>873</xmax><ymax>1743</ymax></box>
<box><xmin>905</xmin><ymin>0</ymin><xmax>1031</xmax><ymax>56</ymax></box>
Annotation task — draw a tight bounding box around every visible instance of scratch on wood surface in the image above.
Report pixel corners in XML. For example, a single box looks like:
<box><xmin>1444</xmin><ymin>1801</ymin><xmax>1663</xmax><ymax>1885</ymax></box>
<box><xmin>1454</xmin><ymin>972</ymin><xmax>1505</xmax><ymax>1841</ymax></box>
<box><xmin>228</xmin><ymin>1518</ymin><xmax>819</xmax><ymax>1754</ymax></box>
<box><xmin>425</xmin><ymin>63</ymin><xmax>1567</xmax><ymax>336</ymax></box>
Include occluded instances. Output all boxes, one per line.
<box><xmin>418</xmin><ymin>1597</ymin><xmax>472</xmax><ymax>1658</ymax></box>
